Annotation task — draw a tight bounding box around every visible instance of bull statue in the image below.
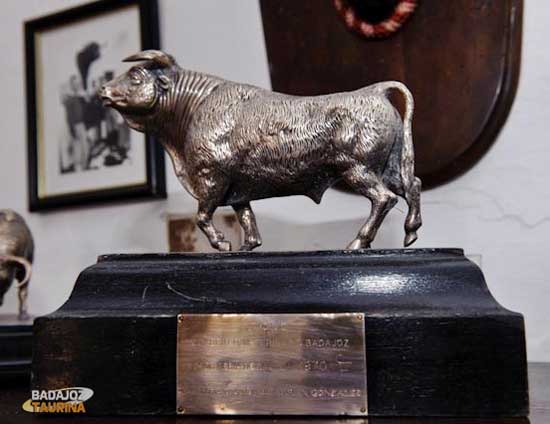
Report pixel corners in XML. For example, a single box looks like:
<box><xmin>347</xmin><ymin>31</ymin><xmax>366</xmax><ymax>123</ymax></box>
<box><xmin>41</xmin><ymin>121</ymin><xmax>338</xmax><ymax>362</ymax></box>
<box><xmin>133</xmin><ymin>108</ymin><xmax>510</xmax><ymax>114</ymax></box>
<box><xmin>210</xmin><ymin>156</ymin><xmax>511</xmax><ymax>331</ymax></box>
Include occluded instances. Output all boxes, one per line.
<box><xmin>100</xmin><ymin>50</ymin><xmax>422</xmax><ymax>251</ymax></box>
<box><xmin>0</xmin><ymin>209</ymin><xmax>34</xmax><ymax>319</ymax></box>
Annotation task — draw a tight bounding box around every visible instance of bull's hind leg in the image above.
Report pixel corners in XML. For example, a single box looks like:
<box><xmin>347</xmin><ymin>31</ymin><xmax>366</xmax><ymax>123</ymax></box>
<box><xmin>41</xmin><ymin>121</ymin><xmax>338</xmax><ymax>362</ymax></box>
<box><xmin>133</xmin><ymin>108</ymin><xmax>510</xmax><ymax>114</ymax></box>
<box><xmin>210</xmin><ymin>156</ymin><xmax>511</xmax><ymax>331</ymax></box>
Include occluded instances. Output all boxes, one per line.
<box><xmin>344</xmin><ymin>167</ymin><xmax>397</xmax><ymax>249</ymax></box>
<box><xmin>384</xmin><ymin>172</ymin><xmax>422</xmax><ymax>247</ymax></box>
<box><xmin>196</xmin><ymin>201</ymin><xmax>232</xmax><ymax>252</ymax></box>
<box><xmin>404</xmin><ymin>177</ymin><xmax>422</xmax><ymax>246</ymax></box>
<box><xmin>233</xmin><ymin>203</ymin><xmax>262</xmax><ymax>251</ymax></box>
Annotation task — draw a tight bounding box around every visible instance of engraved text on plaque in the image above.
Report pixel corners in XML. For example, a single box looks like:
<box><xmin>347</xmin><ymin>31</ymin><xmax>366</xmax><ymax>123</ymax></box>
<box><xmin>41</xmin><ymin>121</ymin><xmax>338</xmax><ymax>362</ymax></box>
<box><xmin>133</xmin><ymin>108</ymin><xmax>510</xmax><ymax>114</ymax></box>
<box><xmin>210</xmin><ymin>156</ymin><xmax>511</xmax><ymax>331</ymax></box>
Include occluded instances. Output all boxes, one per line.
<box><xmin>176</xmin><ymin>313</ymin><xmax>367</xmax><ymax>415</ymax></box>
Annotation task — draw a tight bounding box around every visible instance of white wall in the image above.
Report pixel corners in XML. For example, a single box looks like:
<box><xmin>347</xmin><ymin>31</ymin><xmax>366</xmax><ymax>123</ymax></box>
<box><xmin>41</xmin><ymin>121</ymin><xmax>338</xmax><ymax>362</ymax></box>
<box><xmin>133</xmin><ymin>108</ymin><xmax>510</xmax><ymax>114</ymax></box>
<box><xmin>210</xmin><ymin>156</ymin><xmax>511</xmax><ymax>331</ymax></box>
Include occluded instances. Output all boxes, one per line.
<box><xmin>0</xmin><ymin>0</ymin><xmax>548</xmax><ymax>361</ymax></box>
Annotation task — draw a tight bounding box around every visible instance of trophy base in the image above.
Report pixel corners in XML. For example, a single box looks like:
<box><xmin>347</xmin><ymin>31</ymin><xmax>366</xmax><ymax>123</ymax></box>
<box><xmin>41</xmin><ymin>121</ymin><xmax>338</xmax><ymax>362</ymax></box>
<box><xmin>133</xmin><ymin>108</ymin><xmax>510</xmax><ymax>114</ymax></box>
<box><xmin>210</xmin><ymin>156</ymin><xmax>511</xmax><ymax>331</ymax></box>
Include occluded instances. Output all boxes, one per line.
<box><xmin>32</xmin><ymin>249</ymin><xmax>528</xmax><ymax>416</ymax></box>
<box><xmin>0</xmin><ymin>314</ymin><xmax>33</xmax><ymax>382</ymax></box>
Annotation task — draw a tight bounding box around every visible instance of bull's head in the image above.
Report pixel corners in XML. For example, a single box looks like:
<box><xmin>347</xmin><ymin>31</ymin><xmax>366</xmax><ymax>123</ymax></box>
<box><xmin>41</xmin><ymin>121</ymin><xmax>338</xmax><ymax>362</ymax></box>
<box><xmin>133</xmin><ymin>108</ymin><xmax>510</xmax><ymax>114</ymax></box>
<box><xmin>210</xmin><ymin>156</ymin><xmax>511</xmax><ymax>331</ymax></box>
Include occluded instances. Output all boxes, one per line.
<box><xmin>98</xmin><ymin>50</ymin><xmax>177</xmax><ymax>132</ymax></box>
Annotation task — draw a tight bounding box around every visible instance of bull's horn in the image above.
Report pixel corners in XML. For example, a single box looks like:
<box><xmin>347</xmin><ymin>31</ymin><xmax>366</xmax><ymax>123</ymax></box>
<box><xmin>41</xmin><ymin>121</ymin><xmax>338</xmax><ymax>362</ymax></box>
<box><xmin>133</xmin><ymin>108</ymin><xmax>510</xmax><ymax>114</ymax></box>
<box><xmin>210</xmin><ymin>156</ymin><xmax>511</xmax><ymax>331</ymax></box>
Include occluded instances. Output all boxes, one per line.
<box><xmin>123</xmin><ymin>50</ymin><xmax>176</xmax><ymax>68</ymax></box>
<box><xmin>0</xmin><ymin>255</ymin><xmax>32</xmax><ymax>289</ymax></box>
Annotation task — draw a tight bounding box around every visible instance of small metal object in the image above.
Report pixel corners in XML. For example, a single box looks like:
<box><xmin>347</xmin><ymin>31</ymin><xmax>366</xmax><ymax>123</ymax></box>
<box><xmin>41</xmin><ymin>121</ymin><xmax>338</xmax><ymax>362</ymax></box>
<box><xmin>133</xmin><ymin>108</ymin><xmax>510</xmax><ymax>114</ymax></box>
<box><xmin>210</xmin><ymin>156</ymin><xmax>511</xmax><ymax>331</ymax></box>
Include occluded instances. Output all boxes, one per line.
<box><xmin>0</xmin><ymin>209</ymin><xmax>34</xmax><ymax>319</ymax></box>
<box><xmin>176</xmin><ymin>313</ymin><xmax>367</xmax><ymax>416</ymax></box>
<box><xmin>100</xmin><ymin>50</ymin><xmax>422</xmax><ymax>251</ymax></box>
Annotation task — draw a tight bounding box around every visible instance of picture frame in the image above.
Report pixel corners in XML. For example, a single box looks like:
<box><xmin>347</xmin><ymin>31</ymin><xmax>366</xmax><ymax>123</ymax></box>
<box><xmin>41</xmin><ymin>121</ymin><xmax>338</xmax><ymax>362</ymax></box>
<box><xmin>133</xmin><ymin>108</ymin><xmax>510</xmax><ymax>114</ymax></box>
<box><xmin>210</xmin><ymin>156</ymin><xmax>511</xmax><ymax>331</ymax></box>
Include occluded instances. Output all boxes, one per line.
<box><xmin>166</xmin><ymin>213</ymin><xmax>243</xmax><ymax>253</ymax></box>
<box><xmin>25</xmin><ymin>0</ymin><xmax>165</xmax><ymax>211</ymax></box>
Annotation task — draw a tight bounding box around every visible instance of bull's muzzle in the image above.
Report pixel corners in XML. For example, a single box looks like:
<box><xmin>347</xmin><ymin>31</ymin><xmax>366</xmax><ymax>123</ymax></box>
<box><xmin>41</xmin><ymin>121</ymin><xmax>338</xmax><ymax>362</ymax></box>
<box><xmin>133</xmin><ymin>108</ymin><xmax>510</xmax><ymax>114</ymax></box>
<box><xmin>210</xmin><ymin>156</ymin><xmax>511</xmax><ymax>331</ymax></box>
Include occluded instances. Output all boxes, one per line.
<box><xmin>98</xmin><ymin>85</ymin><xmax>120</xmax><ymax>107</ymax></box>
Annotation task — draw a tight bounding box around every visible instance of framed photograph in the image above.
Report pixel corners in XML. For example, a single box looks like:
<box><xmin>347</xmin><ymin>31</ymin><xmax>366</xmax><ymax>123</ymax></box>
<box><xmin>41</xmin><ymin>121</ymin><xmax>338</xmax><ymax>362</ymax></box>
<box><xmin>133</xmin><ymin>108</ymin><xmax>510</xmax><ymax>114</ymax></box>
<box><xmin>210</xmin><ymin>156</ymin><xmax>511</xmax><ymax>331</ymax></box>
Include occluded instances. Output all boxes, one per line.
<box><xmin>166</xmin><ymin>213</ymin><xmax>243</xmax><ymax>253</ymax></box>
<box><xmin>25</xmin><ymin>0</ymin><xmax>165</xmax><ymax>211</ymax></box>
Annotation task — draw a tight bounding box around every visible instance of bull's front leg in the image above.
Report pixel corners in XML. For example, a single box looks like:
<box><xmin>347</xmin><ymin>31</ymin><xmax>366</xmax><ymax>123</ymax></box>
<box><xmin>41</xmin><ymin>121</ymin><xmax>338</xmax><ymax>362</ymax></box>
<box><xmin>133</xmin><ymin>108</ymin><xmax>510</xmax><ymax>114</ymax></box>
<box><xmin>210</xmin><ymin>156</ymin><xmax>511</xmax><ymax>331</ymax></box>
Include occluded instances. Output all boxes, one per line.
<box><xmin>18</xmin><ymin>284</ymin><xmax>29</xmax><ymax>320</ymax></box>
<box><xmin>196</xmin><ymin>201</ymin><xmax>232</xmax><ymax>252</ymax></box>
<box><xmin>233</xmin><ymin>202</ymin><xmax>262</xmax><ymax>251</ymax></box>
<box><xmin>191</xmin><ymin>171</ymin><xmax>233</xmax><ymax>252</ymax></box>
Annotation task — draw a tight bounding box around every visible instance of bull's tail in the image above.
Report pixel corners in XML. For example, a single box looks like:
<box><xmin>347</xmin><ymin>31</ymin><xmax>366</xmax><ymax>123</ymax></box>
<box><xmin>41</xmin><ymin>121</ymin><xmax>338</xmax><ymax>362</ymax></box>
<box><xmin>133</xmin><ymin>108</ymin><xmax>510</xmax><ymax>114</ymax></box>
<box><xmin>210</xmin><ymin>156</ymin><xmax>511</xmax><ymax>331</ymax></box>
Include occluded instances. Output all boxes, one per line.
<box><xmin>374</xmin><ymin>81</ymin><xmax>415</xmax><ymax>190</ymax></box>
<box><xmin>374</xmin><ymin>81</ymin><xmax>422</xmax><ymax>246</ymax></box>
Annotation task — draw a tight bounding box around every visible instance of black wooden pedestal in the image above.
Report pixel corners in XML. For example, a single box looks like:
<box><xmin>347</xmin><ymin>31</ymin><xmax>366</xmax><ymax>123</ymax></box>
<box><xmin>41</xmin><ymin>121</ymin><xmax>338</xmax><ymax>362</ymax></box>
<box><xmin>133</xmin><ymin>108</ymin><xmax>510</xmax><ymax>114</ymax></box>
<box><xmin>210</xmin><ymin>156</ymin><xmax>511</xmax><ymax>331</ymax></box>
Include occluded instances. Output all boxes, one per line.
<box><xmin>0</xmin><ymin>314</ymin><xmax>33</xmax><ymax>381</ymax></box>
<box><xmin>32</xmin><ymin>249</ymin><xmax>528</xmax><ymax>416</ymax></box>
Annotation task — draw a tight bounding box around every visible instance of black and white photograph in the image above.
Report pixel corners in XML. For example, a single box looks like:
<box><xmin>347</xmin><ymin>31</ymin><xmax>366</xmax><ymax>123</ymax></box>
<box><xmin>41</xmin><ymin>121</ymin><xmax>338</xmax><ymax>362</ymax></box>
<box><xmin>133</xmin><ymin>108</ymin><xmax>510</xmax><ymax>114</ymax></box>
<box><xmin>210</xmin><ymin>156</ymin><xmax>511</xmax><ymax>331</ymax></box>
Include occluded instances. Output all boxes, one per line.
<box><xmin>58</xmin><ymin>43</ymin><xmax>131</xmax><ymax>175</ymax></box>
<box><xmin>25</xmin><ymin>0</ymin><xmax>165</xmax><ymax>210</ymax></box>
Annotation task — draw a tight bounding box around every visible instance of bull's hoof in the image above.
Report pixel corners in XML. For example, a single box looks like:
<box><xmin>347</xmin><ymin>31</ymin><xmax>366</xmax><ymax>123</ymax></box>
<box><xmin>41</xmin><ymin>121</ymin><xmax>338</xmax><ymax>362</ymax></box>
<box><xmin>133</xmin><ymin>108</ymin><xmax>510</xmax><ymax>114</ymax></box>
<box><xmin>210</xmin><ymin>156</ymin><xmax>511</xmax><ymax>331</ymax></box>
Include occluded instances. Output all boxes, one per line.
<box><xmin>217</xmin><ymin>241</ymin><xmax>232</xmax><ymax>252</ymax></box>
<box><xmin>346</xmin><ymin>238</ymin><xmax>363</xmax><ymax>250</ymax></box>
<box><xmin>404</xmin><ymin>231</ymin><xmax>418</xmax><ymax>247</ymax></box>
<box><xmin>239</xmin><ymin>244</ymin><xmax>260</xmax><ymax>252</ymax></box>
<box><xmin>239</xmin><ymin>238</ymin><xmax>262</xmax><ymax>252</ymax></box>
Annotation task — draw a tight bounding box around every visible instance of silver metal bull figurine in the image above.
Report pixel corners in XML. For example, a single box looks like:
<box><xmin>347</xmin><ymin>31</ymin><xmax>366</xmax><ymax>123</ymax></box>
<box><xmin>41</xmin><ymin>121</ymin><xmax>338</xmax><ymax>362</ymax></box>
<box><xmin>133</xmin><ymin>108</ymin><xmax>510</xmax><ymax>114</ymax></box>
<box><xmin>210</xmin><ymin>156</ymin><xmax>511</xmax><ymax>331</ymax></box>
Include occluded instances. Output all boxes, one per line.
<box><xmin>0</xmin><ymin>209</ymin><xmax>34</xmax><ymax>319</ymax></box>
<box><xmin>100</xmin><ymin>50</ymin><xmax>422</xmax><ymax>251</ymax></box>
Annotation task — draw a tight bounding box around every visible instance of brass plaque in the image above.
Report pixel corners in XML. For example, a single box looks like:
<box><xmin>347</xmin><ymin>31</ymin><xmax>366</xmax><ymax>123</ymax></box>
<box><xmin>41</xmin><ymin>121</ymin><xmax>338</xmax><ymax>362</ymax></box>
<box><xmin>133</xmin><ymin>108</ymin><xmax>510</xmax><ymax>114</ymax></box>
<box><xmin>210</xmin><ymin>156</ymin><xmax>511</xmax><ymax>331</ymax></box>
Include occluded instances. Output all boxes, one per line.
<box><xmin>176</xmin><ymin>313</ymin><xmax>367</xmax><ymax>415</ymax></box>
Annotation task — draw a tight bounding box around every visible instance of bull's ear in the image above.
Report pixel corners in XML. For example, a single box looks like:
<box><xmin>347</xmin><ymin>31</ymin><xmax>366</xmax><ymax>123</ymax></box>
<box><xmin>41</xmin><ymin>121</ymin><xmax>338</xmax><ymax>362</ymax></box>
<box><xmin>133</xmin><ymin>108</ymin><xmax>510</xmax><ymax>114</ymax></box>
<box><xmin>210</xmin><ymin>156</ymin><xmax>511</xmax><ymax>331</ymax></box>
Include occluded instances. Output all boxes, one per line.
<box><xmin>123</xmin><ymin>50</ymin><xmax>176</xmax><ymax>68</ymax></box>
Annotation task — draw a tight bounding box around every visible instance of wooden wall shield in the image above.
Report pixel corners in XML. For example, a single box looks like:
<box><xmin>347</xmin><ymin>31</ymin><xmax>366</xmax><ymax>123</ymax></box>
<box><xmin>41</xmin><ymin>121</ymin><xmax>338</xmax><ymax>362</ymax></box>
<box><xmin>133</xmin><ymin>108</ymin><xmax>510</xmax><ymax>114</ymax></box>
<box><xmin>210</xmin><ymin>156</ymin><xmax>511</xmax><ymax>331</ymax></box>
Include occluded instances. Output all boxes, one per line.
<box><xmin>260</xmin><ymin>0</ymin><xmax>523</xmax><ymax>189</ymax></box>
